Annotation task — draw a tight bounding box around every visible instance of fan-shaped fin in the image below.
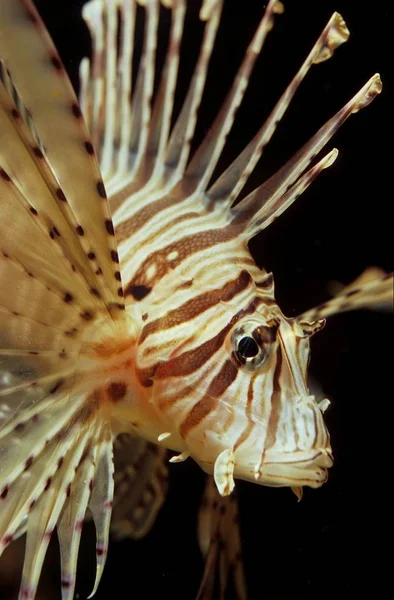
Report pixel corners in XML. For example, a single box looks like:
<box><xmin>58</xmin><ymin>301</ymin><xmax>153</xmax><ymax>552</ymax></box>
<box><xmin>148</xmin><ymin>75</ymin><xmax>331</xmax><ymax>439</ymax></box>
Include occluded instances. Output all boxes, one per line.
<box><xmin>298</xmin><ymin>269</ymin><xmax>393</xmax><ymax>322</ymax></box>
<box><xmin>0</xmin><ymin>70</ymin><xmax>120</xmax><ymax>315</ymax></box>
<box><xmin>0</xmin><ymin>255</ymin><xmax>84</xmax><ymax>334</ymax></box>
<box><xmin>0</xmin><ymin>0</ymin><xmax>125</xmax><ymax>315</ymax></box>
<box><xmin>110</xmin><ymin>433</ymin><xmax>168</xmax><ymax>540</ymax></box>
<box><xmin>197</xmin><ymin>477</ymin><xmax>247</xmax><ymax>600</ymax></box>
<box><xmin>0</xmin><ymin>392</ymin><xmax>84</xmax><ymax>556</ymax></box>
<box><xmin>0</xmin><ymin>5</ymin><xmax>135</xmax><ymax>599</ymax></box>
<box><xmin>0</xmin><ymin>273</ymin><xmax>80</xmax><ymax>431</ymax></box>
<box><xmin>0</xmin><ymin>164</ymin><xmax>93</xmax><ymax>311</ymax></box>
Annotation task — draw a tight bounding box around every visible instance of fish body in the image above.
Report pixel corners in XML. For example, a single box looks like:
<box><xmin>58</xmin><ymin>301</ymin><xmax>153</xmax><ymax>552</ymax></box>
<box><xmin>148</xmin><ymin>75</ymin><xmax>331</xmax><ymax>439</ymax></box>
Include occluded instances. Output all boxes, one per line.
<box><xmin>0</xmin><ymin>1</ymin><xmax>391</xmax><ymax>599</ymax></box>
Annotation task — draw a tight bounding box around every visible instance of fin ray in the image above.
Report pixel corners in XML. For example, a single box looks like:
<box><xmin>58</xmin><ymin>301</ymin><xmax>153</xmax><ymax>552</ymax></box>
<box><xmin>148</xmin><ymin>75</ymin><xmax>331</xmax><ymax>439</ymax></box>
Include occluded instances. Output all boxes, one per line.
<box><xmin>0</xmin><ymin>0</ymin><xmax>125</xmax><ymax>315</ymax></box>
<box><xmin>299</xmin><ymin>269</ymin><xmax>393</xmax><ymax>321</ymax></box>
<box><xmin>18</xmin><ymin>427</ymin><xmax>92</xmax><ymax>600</ymax></box>
<box><xmin>207</xmin><ymin>11</ymin><xmax>348</xmax><ymax>208</ymax></box>
<box><xmin>57</xmin><ymin>423</ymin><xmax>102</xmax><ymax>600</ymax></box>
<box><xmin>232</xmin><ymin>74</ymin><xmax>382</xmax><ymax>236</ymax></box>
<box><xmin>88</xmin><ymin>422</ymin><xmax>114</xmax><ymax>598</ymax></box>
<box><xmin>186</xmin><ymin>0</ymin><xmax>282</xmax><ymax>196</ymax></box>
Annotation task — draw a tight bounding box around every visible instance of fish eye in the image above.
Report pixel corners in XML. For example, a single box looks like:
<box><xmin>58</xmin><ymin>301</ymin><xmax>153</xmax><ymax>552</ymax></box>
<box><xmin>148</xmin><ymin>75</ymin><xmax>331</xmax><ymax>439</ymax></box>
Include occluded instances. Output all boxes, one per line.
<box><xmin>237</xmin><ymin>336</ymin><xmax>259</xmax><ymax>358</ymax></box>
<box><xmin>231</xmin><ymin>324</ymin><xmax>269</xmax><ymax>371</ymax></box>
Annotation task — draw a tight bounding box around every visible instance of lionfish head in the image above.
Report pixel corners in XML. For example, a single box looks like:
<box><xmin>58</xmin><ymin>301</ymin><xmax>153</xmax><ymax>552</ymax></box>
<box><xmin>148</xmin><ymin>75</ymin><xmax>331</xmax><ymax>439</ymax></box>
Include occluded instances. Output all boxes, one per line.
<box><xmin>139</xmin><ymin>264</ymin><xmax>332</xmax><ymax>497</ymax></box>
<box><xmin>225</xmin><ymin>297</ymin><xmax>332</xmax><ymax>490</ymax></box>
<box><xmin>195</xmin><ymin>291</ymin><xmax>332</xmax><ymax>495</ymax></box>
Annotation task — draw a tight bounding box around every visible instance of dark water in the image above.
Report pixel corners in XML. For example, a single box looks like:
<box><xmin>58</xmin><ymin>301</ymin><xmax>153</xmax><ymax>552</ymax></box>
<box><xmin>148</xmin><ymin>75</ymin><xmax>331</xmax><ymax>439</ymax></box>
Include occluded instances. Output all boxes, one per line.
<box><xmin>0</xmin><ymin>1</ymin><xmax>391</xmax><ymax>598</ymax></box>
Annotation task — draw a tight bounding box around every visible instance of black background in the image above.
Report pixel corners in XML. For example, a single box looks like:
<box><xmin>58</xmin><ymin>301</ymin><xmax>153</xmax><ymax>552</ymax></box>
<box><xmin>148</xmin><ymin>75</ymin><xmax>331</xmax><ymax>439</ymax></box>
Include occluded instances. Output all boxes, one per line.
<box><xmin>0</xmin><ymin>1</ymin><xmax>392</xmax><ymax>599</ymax></box>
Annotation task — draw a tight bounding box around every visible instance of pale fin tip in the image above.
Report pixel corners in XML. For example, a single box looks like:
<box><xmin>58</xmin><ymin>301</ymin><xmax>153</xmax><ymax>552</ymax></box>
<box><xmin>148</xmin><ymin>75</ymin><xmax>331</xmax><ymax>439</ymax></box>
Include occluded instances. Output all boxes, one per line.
<box><xmin>169</xmin><ymin>451</ymin><xmax>190</xmax><ymax>463</ymax></box>
<box><xmin>324</xmin><ymin>147</ymin><xmax>339</xmax><ymax>168</ymax></box>
<box><xmin>351</xmin><ymin>73</ymin><xmax>382</xmax><ymax>114</ymax></box>
<box><xmin>313</xmin><ymin>12</ymin><xmax>349</xmax><ymax>65</ymax></box>
<box><xmin>213</xmin><ymin>449</ymin><xmax>235</xmax><ymax>496</ymax></box>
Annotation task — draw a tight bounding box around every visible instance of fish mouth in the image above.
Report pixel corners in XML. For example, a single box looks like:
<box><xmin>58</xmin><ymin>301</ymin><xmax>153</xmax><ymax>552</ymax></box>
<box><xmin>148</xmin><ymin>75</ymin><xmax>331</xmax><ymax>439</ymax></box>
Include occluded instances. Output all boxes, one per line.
<box><xmin>238</xmin><ymin>447</ymin><xmax>334</xmax><ymax>489</ymax></box>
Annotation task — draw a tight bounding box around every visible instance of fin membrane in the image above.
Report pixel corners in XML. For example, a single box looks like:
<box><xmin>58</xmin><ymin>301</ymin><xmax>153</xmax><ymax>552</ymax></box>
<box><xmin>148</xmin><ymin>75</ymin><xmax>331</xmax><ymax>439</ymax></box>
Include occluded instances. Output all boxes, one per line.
<box><xmin>0</xmin><ymin>2</ymin><xmax>130</xmax><ymax>599</ymax></box>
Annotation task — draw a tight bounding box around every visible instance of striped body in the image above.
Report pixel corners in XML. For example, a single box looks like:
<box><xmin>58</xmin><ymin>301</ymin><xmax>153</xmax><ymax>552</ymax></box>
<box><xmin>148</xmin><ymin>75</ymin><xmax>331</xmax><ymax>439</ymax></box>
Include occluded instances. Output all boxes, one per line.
<box><xmin>0</xmin><ymin>1</ymin><xmax>391</xmax><ymax>599</ymax></box>
<box><xmin>111</xmin><ymin>201</ymin><xmax>332</xmax><ymax>488</ymax></box>
<box><xmin>79</xmin><ymin>0</ymin><xmax>356</xmax><ymax>492</ymax></box>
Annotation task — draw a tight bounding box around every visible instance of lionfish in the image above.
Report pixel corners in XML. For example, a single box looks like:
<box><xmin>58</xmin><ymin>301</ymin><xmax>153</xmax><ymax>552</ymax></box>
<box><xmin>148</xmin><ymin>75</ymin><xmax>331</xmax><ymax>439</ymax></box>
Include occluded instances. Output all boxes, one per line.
<box><xmin>0</xmin><ymin>0</ymin><xmax>391</xmax><ymax>598</ymax></box>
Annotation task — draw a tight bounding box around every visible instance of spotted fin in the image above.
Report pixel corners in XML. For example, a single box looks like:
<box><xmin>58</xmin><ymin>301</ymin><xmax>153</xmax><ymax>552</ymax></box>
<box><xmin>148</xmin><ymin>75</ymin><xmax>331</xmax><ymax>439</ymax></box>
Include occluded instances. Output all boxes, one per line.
<box><xmin>110</xmin><ymin>433</ymin><xmax>168</xmax><ymax>540</ymax></box>
<box><xmin>0</xmin><ymin>1</ymin><xmax>129</xmax><ymax>598</ymax></box>
<box><xmin>0</xmin><ymin>0</ymin><xmax>125</xmax><ymax>315</ymax></box>
<box><xmin>0</xmin><ymin>381</ymin><xmax>115</xmax><ymax>600</ymax></box>
<box><xmin>196</xmin><ymin>477</ymin><xmax>247</xmax><ymax>600</ymax></box>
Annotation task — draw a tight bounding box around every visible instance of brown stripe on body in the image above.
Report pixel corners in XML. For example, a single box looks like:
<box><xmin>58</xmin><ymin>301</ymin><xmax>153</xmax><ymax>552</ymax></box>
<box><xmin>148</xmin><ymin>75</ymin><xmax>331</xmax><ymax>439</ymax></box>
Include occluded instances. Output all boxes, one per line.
<box><xmin>179</xmin><ymin>359</ymin><xmax>238</xmax><ymax>439</ymax></box>
<box><xmin>124</xmin><ymin>227</ymin><xmax>238</xmax><ymax>298</ymax></box>
<box><xmin>115</xmin><ymin>194</ymin><xmax>187</xmax><ymax>243</ymax></box>
<box><xmin>137</xmin><ymin>364</ymin><xmax>156</xmax><ymax>387</ymax></box>
<box><xmin>139</xmin><ymin>270</ymin><xmax>252</xmax><ymax>343</ymax></box>
<box><xmin>176</xmin><ymin>254</ymin><xmax>255</xmax><ymax>288</ymax></box>
<box><xmin>264</xmin><ymin>347</ymin><xmax>283</xmax><ymax>449</ymax></box>
<box><xmin>137</xmin><ymin>297</ymin><xmax>262</xmax><ymax>386</ymax></box>
<box><xmin>153</xmin><ymin>297</ymin><xmax>263</xmax><ymax>379</ymax></box>
<box><xmin>153</xmin><ymin>325</ymin><xmax>229</xmax><ymax>379</ymax></box>
<box><xmin>118</xmin><ymin>208</ymin><xmax>200</xmax><ymax>247</ymax></box>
